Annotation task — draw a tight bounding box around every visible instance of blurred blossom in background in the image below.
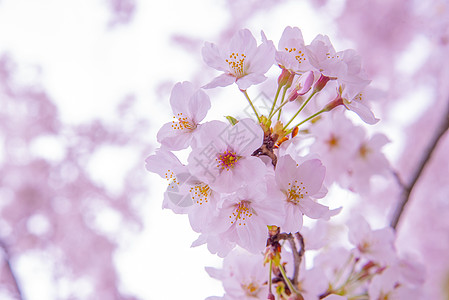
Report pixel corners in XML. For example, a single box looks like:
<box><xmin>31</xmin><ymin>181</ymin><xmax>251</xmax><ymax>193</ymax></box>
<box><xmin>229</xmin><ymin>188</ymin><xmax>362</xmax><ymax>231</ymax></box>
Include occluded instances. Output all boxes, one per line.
<box><xmin>0</xmin><ymin>0</ymin><xmax>449</xmax><ymax>300</ymax></box>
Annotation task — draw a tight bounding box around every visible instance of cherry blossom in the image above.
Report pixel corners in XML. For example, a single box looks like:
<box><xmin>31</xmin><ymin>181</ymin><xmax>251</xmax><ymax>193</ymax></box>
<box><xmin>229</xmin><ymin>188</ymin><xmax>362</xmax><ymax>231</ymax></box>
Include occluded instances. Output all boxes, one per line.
<box><xmin>347</xmin><ymin>215</ymin><xmax>396</xmax><ymax>265</ymax></box>
<box><xmin>157</xmin><ymin>81</ymin><xmax>211</xmax><ymax>150</ymax></box>
<box><xmin>187</xmin><ymin>119</ymin><xmax>266</xmax><ymax>192</ymax></box>
<box><xmin>276</xmin><ymin>26</ymin><xmax>313</xmax><ymax>74</ymax></box>
<box><xmin>206</xmin><ymin>249</ymin><xmax>269</xmax><ymax>300</ymax></box>
<box><xmin>202</xmin><ymin>29</ymin><xmax>275</xmax><ymax>90</ymax></box>
<box><xmin>273</xmin><ymin>155</ymin><xmax>335</xmax><ymax>233</ymax></box>
<box><xmin>211</xmin><ymin>182</ymin><xmax>284</xmax><ymax>253</ymax></box>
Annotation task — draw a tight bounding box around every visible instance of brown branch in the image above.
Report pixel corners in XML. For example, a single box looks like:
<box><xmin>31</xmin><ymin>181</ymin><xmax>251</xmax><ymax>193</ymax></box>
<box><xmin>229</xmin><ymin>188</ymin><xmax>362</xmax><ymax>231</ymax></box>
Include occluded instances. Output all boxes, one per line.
<box><xmin>390</xmin><ymin>101</ymin><xmax>449</xmax><ymax>229</ymax></box>
<box><xmin>0</xmin><ymin>240</ymin><xmax>24</xmax><ymax>300</ymax></box>
<box><xmin>288</xmin><ymin>232</ymin><xmax>305</xmax><ymax>286</ymax></box>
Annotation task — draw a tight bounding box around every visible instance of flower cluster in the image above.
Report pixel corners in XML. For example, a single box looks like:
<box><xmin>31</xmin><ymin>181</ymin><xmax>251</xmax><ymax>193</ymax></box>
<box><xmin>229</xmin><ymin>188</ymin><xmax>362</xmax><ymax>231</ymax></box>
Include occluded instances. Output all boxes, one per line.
<box><xmin>146</xmin><ymin>27</ymin><xmax>423</xmax><ymax>299</ymax></box>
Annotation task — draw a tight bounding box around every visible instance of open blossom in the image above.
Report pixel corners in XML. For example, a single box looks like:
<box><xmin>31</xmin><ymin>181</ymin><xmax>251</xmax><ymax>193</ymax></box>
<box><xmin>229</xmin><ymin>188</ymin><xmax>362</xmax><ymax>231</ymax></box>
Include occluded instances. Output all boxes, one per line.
<box><xmin>206</xmin><ymin>249</ymin><xmax>269</xmax><ymax>300</ymax></box>
<box><xmin>348</xmin><ymin>215</ymin><xmax>396</xmax><ymax>265</ymax></box>
<box><xmin>368</xmin><ymin>268</ymin><xmax>422</xmax><ymax>300</ymax></box>
<box><xmin>157</xmin><ymin>81</ymin><xmax>211</xmax><ymax>150</ymax></box>
<box><xmin>276</xmin><ymin>26</ymin><xmax>313</xmax><ymax>73</ymax></box>
<box><xmin>202</xmin><ymin>28</ymin><xmax>275</xmax><ymax>90</ymax></box>
<box><xmin>273</xmin><ymin>154</ymin><xmax>336</xmax><ymax>233</ymax></box>
<box><xmin>327</xmin><ymin>85</ymin><xmax>379</xmax><ymax>125</ymax></box>
<box><xmin>345</xmin><ymin>133</ymin><xmax>390</xmax><ymax>193</ymax></box>
<box><xmin>146</xmin><ymin>149</ymin><xmax>222</xmax><ymax>231</ymax></box>
<box><xmin>211</xmin><ymin>181</ymin><xmax>284</xmax><ymax>253</ymax></box>
<box><xmin>145</xmin><ymin>148</ymin><xmax>193</xmax><ymax>213</ymax></box>
<box><xmin>309</xmin><ymin>111</ymin><xmax>365</xmax><ymax>186</ymax></box>
<box><xmin>186</xmin><ymin>179</ymin><xmax>221</xmax><ymax>233</ymax></box>
<box><xmin>306</xmin><ymin>34</ymin><xmax>340</xmax><ymax>75</ymax></box>
<box><xmin>187</xmin><ymin>119</ymin><xmax>266</xmax><ymax>192</ymax></box>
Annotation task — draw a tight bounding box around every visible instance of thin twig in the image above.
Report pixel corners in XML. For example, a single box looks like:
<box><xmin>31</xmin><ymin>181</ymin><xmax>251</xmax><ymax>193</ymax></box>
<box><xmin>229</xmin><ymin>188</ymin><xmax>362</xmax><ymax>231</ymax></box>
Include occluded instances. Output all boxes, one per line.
<box><xmin>287</xmin><ymin>236</ymin><xmax>300</xmax><ymax>285</ymax></box>
<box><xmin>0</xmin><ymin>240</ymin><xmax>24</xmax><ymax>300</ymax></box>
<box><xmin>390</xmin><ymin>101</ymin><xmax>449</xmax><ymax>229</ymax></box>
<box><xmin>295</xmin><ymin>232</ymin><xmax>305</xmax><ymax>266</ymax></box>
<box><xmin>288</xmin><ymin>232</ymin><xmax>305</xmax><ymax>286</ymax></box>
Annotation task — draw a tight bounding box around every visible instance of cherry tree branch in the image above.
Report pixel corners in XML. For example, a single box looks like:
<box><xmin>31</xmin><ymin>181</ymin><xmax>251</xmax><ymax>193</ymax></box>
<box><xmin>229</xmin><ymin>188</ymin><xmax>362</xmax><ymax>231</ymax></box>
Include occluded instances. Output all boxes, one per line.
<box><xmin>0</xmin><ymin>240</ymin><xmax>24</xmax><ymax>300</ymax></box>
<box><xmin>390</xmin><ymin>100</ymin><xmax>449</xmax><ymax>229</ymax></box>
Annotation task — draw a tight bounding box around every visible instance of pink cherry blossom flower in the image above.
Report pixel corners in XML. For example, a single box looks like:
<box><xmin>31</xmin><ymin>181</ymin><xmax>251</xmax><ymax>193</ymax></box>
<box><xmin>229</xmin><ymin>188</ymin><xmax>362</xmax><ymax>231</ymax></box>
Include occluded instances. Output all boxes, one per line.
<box><xmin>202</xmin><ymin>29</ymin><xmax>275</xmax><ymax>90</ymax></box>
<box><xmin>347</xmin><ymin>215</ymin><xmax>396</xmax><ymax>265</ymax></box>
<box><xmin>306</xmin><ymin>34</ymin><xmax>340</xmax><ymax>75</ymax></box>
<box><xmin>212</xmin><ymin>181</ymin><xmax>284</xmax><ymax>253</ymax></box>
<box><xmin>157</xmin><ymin>81</ymin><xmax>211</xmax><ymax>150</ymax></box>
<box><xmin>187</xmin><ymin>119</ymin><xmax>266</xmax><ymax>192</ymax></box>
<box><xmin>186</xmin><ymin>179</ymin><xmax>221</xmax><ymax>233</ymax></box>
<box><xmin>334</xmin><ymin>85</ymin><xmax>380</xmax><ymax>125</ymax></box>
<box><xmin>276</xmin><ymin>26</ymin><xmax>313</xmax><ymax>73</ymax></box>
<box><xmin>206</xmin><ymin>249</ymin><xmax>269</xmax><ymax>300</ymax></box>
<box><xmin>309</xmin><ymin>112</ymin><xmax>365</xmax><ymax>186</ymax></box>
<box><xmin>145</xmin><ymin>148</ymin><xmax>193</xmax><ymax>213</ymax></box>
<box><xmin>146</xmin><ymin>148</ymin><xmax>223</xmax><ymax>231</ymax></box>
<box><xmin>368</xmin><ymin>268</ymin><xmax>422</xmax><ymax>300</ymax></box>
<box><xmin>274</xmin><ymin>154</ymin><xmax>336</xmax><ymax>233</ymax></box>
<box><xmin>345</xmin><ymin>133</ymin><xmax>390</xmax><ymax>193</ymax></box>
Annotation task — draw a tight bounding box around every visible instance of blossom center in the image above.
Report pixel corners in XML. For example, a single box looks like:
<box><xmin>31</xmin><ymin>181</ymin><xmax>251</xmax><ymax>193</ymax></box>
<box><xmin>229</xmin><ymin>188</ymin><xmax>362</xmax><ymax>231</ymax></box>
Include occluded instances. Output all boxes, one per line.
<box><xmin>241</xmin><ymin>282</ymin><xmax>260</xmax><ymax>297</ymax></box>
<box><xmin>284</xmin><ymin>47</ymin><xmax>306</xmax><ymax>65</ymax></box>
<box><xmin>172</xmin><ymin>113</ymin><xmax>195</xmax><ymax>131</ymax></box>
<box><xmin>217</xmin><ymin>150</ymin><xmax>239</xmax><ymax>171</ymax></box>
<box><xmin>164</xmin><ymin>169</ymin><xmax>179</xmax><ymax>191</ymax></box>
<box><xmin>226</xmin><ymin>52</ymin><xmax>246</xmax><ymax>77</ymax></box>
<box><xmin>358</xmin><ymin>144</ymin><xmax>371</xmax><ymax>159</ymax></box>
<box><xmin>190</xmin><ymin>184</ymin><xmax>211</xmax><ymax>205</ymax></box>
<box><xmin>229</xmin><ymin>200</ymin><xmax>253</xmax><ymax>226</ymax></box>
<box><xmin>326</xmin><ymin>134</ymin><xmax>339</xmax><ymax>149</ymax></box>
<box><xmin>286</xmin><ymin>180</ymin><xmax>308</xmax><ymax>205</ymax></box>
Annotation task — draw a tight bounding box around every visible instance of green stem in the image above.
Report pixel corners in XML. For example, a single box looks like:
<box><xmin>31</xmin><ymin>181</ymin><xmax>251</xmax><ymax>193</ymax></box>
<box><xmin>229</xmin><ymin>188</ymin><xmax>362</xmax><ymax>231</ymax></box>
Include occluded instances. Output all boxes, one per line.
<box><xmin>268</xmin><ymin>259</ymin><xmax>273</xmax><ymax>296</ymax></box>
<box><xmin>283</xmin><ymin>90</ymin><xmax>317</xmax><ymax>129</ymax></box>
<box><xmin>241</xmin><ymin>90</ymin><xmax>260</xmax><ymax>122</ymax></box>
<box><xmin>277</xmin><ymin>86</ymin><xmax>289</xmax><ymax>121</ymax></box>
<box><xmin>269</xmin><ymin>100</ymin><xmax>289</xmax><ymax>120</ymax></box>
<box><xmin>287</xmin><ymin>108</ymin><xmax>326</xmax><ymax>133</ymax></box>
<box><xmin>269</xmin><ymin>84</ymin><xmax>283</xmax><ymax>117</ymax></box>
<box><xmin>278</xmin><ymin>263</ymin><xmax>301</xmax><ymax>296</ymax></box>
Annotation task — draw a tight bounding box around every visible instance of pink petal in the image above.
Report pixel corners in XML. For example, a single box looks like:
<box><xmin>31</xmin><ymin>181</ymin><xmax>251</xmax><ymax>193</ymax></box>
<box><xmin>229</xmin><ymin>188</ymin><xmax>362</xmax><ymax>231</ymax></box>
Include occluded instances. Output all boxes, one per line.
<box><xmin>282</xmin><ymin>203</ymin><xmax>303</xmax><ymax>233</ymax></box>
<box><xmin>202</xmin><ymin>41</ymin><xmax>228</xmax><ymax>71</ymax></box>
<box><xmin>188</xmin><ymin>89</ymin><xmax>211</xmax><ymax>123</ymax></box>
<box><xmin>228</xmin><ymin>29</ymin><xmax>257</xmax><ymax>56</ymax></box>
<box><xmin>170</xmin><ymin>81</ymin><xmax>194</xmax><ymax>116</ymax></box>
<box><xmin>298</xmin><ymin>197</ymin><xmax>332</xmax><ymax>219</ymax></box>
<box><xmin>295</xmin><ymin>159</ymin><xmax>326</xmax><ymax>196</ymax></box>
<box><xmin>156</xmin><ymin>121</ymin><xmax>193</xmax><ymax>150</ymax></box>
<box><xmin>236</xmin><ymin>73</ymin><xmax>267</xmax><ymax>90</ymax></box>
<box><xmin>203</xmin><ymin>73</ymin><xmax>236</xmax><ymax>89</ymax></box>
<box><xmin>347</xmin><ymin>100</ymin><xmax>379</xmax><ymax>124</ymax></box>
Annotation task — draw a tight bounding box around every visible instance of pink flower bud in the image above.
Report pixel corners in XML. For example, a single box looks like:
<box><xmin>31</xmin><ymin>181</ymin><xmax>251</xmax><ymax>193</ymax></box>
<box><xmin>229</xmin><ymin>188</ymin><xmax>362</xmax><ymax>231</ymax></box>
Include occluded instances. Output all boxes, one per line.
<box><xmin>278</xmin><ymin>68</ymin><xmax>294</xmax><ymax>87</ymax></box>
<box><xmin>313</xmin><ymin>73</ymin><xmax>330</xmax><ymax>92</ymax></box>
<box><xmin>287</xmin><ymin>71</ymin><xmax>314</xmax><ymax>101</ymax></box>
<box><xmin>323</xmin><ymin>94</ymin><xmax>344</xmax><ymax>111</ymax></box>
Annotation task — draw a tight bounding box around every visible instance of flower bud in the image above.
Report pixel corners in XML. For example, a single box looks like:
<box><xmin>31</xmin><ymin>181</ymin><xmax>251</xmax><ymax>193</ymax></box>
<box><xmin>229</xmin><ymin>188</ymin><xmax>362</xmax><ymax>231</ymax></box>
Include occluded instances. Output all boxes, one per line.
<box><xmin>278</xmin><ymin>68</ymin><xmax>294</xmax><ymax>87</ymax></box>
<box><xmin>323</xmin><ymin>94</ymin><xmax>344</xmax><ymax>112</ymax></box>
<box><xmin>287</xmin><ymin>71</ymin><xmax>314</xmax><ymax>102</ymax></box>
<box><xmin>313</xmin><ymin>73</ymin><xmax>330</xmax><ymax>92</ymax></box>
